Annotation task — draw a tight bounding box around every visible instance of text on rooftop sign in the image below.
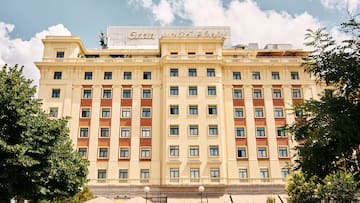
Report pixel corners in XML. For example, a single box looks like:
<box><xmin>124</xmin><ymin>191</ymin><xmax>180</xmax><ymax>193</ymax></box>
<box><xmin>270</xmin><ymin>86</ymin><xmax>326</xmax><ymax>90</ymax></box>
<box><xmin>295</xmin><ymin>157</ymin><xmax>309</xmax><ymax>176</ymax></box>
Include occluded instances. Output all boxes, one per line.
<box><xmin>128</xmin><ymin>31</ymin><xmax>228</xmax><ymax>40</ymax></box>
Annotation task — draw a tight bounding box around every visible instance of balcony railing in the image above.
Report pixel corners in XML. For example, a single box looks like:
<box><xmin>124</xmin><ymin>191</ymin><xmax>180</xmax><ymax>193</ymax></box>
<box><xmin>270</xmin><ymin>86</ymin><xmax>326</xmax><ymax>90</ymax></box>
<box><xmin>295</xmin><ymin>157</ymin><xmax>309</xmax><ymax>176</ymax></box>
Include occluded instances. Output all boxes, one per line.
<box><xmin>42</xmin><ymin>57</ymin><xmax>160</xmax><ymax>63</ymax></box>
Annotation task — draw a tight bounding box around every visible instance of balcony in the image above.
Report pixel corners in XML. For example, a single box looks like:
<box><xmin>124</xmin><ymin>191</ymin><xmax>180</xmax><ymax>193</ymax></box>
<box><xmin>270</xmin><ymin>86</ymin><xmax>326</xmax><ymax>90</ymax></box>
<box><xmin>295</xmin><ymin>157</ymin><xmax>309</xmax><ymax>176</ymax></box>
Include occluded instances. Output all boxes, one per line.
<box><xmin>223</xmin><ymin>56</ymin><xmax>303</xmax><ymax>64</ymax></box>
<box><xmin>41</xmin><ymin>57</ymin><xmax>160</xmax><ymax>64</ymax></box>
<box><xmin>162</xmin><ymin>55</ymin><xmax>221</xmax><ymax>62</ymax></box>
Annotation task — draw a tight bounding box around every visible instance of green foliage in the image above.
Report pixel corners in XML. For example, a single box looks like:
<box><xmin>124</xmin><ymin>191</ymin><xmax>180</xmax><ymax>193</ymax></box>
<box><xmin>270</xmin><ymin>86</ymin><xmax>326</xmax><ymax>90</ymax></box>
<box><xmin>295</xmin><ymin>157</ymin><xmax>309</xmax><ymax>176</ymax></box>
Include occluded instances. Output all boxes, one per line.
<box><xmin>266</xmin><ymin>197</ymin><xmax>275</xmax><ymax>203</ymax></box>
<box><xmin>288</xmin><ymin>16</ymin><xmax>360</xmax><ymax>181</ymax></box>
<box><xmin>0</xmin><ymin>64</ymin><xmax>88</xmax><ymax>202</ymax></box>
<box><xmin>49</xmin><ymin>186</ymin><xmax>93</xmax><ymax>203</ymax></box>
<box><xmin>286</xmin><ymin>172</ymin><xmax>320</xmax><ymax>203</ymax></box>
<box><xmin>289</xmin><ymin>93</ymin><xmax>360</xmax><ymax>179</ymax></box>
<box><xmin>287</xmin><ymin>171</ymin><xmax>359</xmax><ymax>203</ymax></box>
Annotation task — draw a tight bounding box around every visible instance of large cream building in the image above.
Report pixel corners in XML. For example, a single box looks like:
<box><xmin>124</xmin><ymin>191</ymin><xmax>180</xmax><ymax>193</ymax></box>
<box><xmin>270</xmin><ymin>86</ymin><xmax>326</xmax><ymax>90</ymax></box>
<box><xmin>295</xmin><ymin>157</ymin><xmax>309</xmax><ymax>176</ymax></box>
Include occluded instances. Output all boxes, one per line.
<box><xmin>35</xmin><ymin>27</ymin><xmax>321</xmax><ymax>200</ymax></box>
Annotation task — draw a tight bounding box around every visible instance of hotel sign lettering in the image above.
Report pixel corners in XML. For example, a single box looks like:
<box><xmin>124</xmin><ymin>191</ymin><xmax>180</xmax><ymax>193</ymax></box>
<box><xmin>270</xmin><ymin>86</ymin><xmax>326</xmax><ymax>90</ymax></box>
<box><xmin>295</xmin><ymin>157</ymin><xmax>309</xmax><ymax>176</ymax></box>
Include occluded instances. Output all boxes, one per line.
<box><xmin>127</xmin><ymin>31</ymin><xmax>228</xmax><ymax>40</ymax></box>
<box><xmin>107</xmin><ymin>26</ymin><xmax>231</xmax><ymax>48</ymax></box>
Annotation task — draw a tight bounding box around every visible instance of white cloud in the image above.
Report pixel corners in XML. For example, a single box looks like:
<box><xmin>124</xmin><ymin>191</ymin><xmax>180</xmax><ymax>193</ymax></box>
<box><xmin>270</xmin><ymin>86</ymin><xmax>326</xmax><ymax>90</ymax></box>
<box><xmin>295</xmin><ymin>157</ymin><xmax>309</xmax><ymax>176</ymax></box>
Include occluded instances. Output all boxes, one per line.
<box><xmin>130</xmin><ymin>0</ymin><xmax>175</xmax><ymax>25</ymax></box>
<box><xmin>130</xmin><ymin>0</ymin><xmax>322</xmax><ymax>49</ymax></box>
<box><xmin>0</xmin><ymin>23</ymin><xmax>71</xmax><ymax>90</ymax></box>
<box><xmin>320</xmin><ymin>0</ymin><xmax>360</xmax><ymax>13</ymax></box>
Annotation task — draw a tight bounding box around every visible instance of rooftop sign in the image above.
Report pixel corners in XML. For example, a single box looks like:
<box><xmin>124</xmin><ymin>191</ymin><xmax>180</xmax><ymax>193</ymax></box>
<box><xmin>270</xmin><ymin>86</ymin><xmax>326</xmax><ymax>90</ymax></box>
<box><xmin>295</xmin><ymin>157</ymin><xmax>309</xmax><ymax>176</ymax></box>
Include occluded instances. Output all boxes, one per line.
<box><xmin>107</xmin><ymin>26</ymin><xmax>231</xmax><ymax>49</ymax></box>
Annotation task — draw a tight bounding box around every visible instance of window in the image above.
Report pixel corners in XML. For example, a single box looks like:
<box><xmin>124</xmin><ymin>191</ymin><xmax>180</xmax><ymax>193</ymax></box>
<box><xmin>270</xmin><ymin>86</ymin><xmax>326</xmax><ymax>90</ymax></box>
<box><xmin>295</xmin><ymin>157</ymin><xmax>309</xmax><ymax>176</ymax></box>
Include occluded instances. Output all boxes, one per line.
<box><xmin>170</xmin><ymin>168</ymin><xmax>179</xmax><ymax>181</ymax></box>
<box><xmin>207</xmin><ymin>86</ymin><xmax>216</xmax><ymax>96</ymax></box>
<box><xmin>253</xmin><ymin>89</ymin><xmax>262</xmax><ymax>98</ymax></box>
<box><xmin>210</xmin><ymin>168</ymin><xmax>220</xmax><ymax>180</ymax></box>
<box><xmin>208</xmin><ymin>105</ymin><xmax>217</xmax><ymax>115</ymax></box>
<box><xmin>189</xmin><ymin>105</ymin><xmax>198</xmax><ymax>115</ymax></box>
<box><xmin>208</xmin><ymin>125</ymin><xmax>218</xmax><ymax>136</ymax></box>
<box><xmin>256</xmin><ymin>127</ymin><xmax>266</xmax><ymax>137</ymax></box>
<box><xmin>81</xmin><ymin>108</ymin><xmax>91</xmax><ymax>118</ymax></box>
<box><xmin>142</xmin><ymin>108</ymin><xmax>151</xmax><ymax>118</ymax></box>
<box><xmin>170</xmin><ymin>86</ymin><xmax>179</xmax><ymax>96</ymax></box>
<box><xmin>274</xmin><ymin>108</ymin><xmax>284</xmax><ymax>117</ymax></box>
<box><xmin>291</xmin><ymin>71</ymin><xmax>299</xmax><ymax>80</ymax></box>
<box><xmin>78</xmin><ymin>148</ymin><xmax>87</xmax><ymax>158</ymax></box>
<box><xmin>252</xmin><ymin>71</ymin><xmax>261</xmax><ymax>80</ymax></box>
<box><xmin>143</xmin><ymin>72</ymin><xmax>151</xmax><ymax>80</ymax></box>
<box><xmin>101</xmin><ymin>108</ymin><xmax>111</xmax><ymax>118</ymax></box>
<box><xmin>295</xmin><ymin>107</ymin><xmax>303</xmax><ymax>117</ymax></box>
<box><xmin>207</xmin><ymin>68</ymin><xmax>215</xmax><ymax>77</ymax></box>
<box><xmin>233</xmin><ymin>72</ymin><xmax>241</xmax><ymax>80</ymax></box>
<box><xmin>281</xmin><ymin>168</ymin><xmax>290</xmax><ymax>179</ymax></box>
<box><xmin>119</xmin><ymin>148</ymin><xmax>129</xmax><ymax>158</ymax></box>
<box><xmin>83</xmin><ymin>89</ymin><xmax>92</xmax><ymax>98</ymax></box>
<box><xmin>188</xmin><ymin>52</ymin><xmax>196</xmax><ymax>55</ymax></box>
<box><xmin>84</xmin><ymin>72</ymin><xmax>93</xmax><ymax>80</ymax></box>
<box><xmin>124</xmin><ymin>72</ymin><xmax>132</xmax><ymax>80</ymax></box>
<box><xmin>98</xmin><ymin>169</ymin><xmax>106</xmax><ymax>180</ymax></box>
<box><xmin>141</xmin><ymin>127</ymin><xmax>151</xmax><ymax>137</ymax></box>
<box><xmin>278</xmin><ymin>147</ymin><xmax>288</xmax><ymax>157</ymax></box>
<box><xmin>254</xmin><ymin>108</ymin><xmax>264</xmax><ymax>118</ymax></box>
<box><xmin>99</xmin><ymin>148</ymin><xmax>108</xmax><ymax>158</ymax></box>
<box><xmin>239</xmin><ymin>168</ymin><xmax>248</xmax><ymax>179</ymax></box>
<box><xmin>140</xmin><ymin>169</ymin><xmax>150</xmax><ymax>180</ymax></box>
<box><xmin>257</xmin><ymin>147</ymin><xmax>268</xmax><ymax>158</ymax></box>
<box><xmin>122</xmin><ymin>89</ymin><xmax>132</xmax><ymax>98</ymax></box>
<box><xmin>188</xmin><ymin>68</ymin><xmax>197</xmax><ymax>77</ymax></box>
<box><xmin>233</xmin><ymin>89</ymin><xmax>243</xmax><ymax>99</ymax></box>
<box><xmin>121</xmin><ymin>108</ymin><xmax>131</xmax><ymax>118</ymax></box>
<box><xmin>272</xmin><ymin>72</ymin><xmax>280</xmax><ymax>80</ymax></box>
<box><xmin>51</xmin><ymin>89</ymin><xmax>60</xmax><ymax>98</ymax></box>
<box><xmin>79</xmin><ymin>127</ymin><xmax>89</xmax><ymax>137</ymax></box>
<box><xmin>100</xmin><ymin>128</ymin><xmax>110</xmax><ymax>137</ymax></box>
<box><xmin>56</xmin><ymin>51</ymin><xmax>64</xmax><ymax>58</ymax></box>
<box><xmin>188</xmin><ymin>86</ymin><xmax>197</xmax><ymax>96</ymax></box>
<box><xmin>189</xmin><ymin>146</ymin><xmax>199</xmax><ymax>157</ymax></box>
<box><xmin>119</xmin><ymin>169</ymin><xmax>128</xmax><ymax>180</ymax></box>
<box><xmin>170</xmin><ymin>52</ymin><xmax>178</xmax><ymax>55</ymax></box>
<box><xmin>170</xmin><ymin>125</ymin><xmax>179</xmax><ymax>136</ymax></box>
<box><xmin>292</xmin><ymin>89</ymin><xmax>302</xmax><ymax>98</ymax></box>
<box><xmin>49</xmin><ymin>107</ymin><xmax>58</xmax><ymax>117</ymax></box>
<box><xmin>103</xmin><ymin>89</ymin><xmax>112</xmax><ymax>99</ymax></box>
<box><xmin>272</xmin><ymin>89</ymin><xmax>282</xmax><ymax>99</ymax></box>
<box><xmin>205</xmin><ymin>52</ymin><xmax>213</xmax><ymax>55</ymax></box>
<box><xmin>209</xmin><ymin>145</ymin><xmax>219</xmax><ymax>156</ymax></box>
<box><xmin>190</xmin><ymin>168</ymin><xmax>200</xmax><ymax>181</ymax></box>
<box><xmin>104</xmin><ymin>72</ymin><xmax>112</xmax><ymax>80</ymax></box>
<box><xmin>120</xmin><ymin>128</ymin><xmax>130</xmax><ymax>138</ymax></box>
<box><xmin>234</xmin><ymin>108</ymin><xmax>244</xmax><ymax>118</ymax></box>
<box><xmin>169</xmin><ymin>146</ymin><xmax>179</xmax><ymax>157</ymax></box>
<box><xmin>53</xmin><ymin>71</ymin><xmax>62</xmax><ymax>79</ymax></box>
<box><xmin>277</xmin><ymin>127</ymin><xmax>286</xmax><ymax>137</ymax></box>
<box><xmin>142</xmin><ymin>89</ymin><xmax>151</xmax><ymax>98</ymax></box>
<box><xmin>140</xmin><ymin>148</ymin><xmax>151</xmax><ymax>158</ymax></box>
<box><xmin>189</xmin><ymin>125</ymin><xmax>199</xmax><ymax>136</ymax></box>
<box><xmin>235</xmin><ymin>127</ymin><xmax>245</xmax><ymax>137</ymax></box>
<box><xmin>170</xmin><ymin>68</ymin><xmax>178</xmax><ymax>77</ymax></box>
<box><xmin>237</xmin><ymin>147</ymin><xmax>247</xmax><ymax>158</ymax></box>
<box><xmin>260</xmin><ymin>168</ymin><xmax>269</xmax><ymax>179</ymax></box>
<box><xmin>170</xmin><ymin>105</ymin><xmax>179</xmax><ymax>115</ymax></box>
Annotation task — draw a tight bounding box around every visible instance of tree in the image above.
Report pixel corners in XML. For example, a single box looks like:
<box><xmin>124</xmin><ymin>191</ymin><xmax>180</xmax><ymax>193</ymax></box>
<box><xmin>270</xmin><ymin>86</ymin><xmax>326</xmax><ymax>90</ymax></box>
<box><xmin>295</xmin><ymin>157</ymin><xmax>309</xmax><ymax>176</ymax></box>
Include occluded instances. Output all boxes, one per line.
<box><xmin>288</xmin><ymin>16</ymin><xmax>360</xmax><ymax>180</ymax></box>
<box><xmin>286</xmin><ymin>171</ymin><xmax>359</xmax><ymax>203</ymax></box>
<box><xmin>0</xmin><ymin>65</ymin><xmax>88</xmax><ymax>202</ymax></box>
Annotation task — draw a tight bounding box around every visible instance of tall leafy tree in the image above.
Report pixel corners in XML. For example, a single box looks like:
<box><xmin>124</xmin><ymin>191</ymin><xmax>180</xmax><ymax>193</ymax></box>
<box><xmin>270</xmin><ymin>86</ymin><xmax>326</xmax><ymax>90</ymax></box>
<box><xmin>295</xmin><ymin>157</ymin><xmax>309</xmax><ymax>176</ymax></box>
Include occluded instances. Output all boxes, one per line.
<box><xmin>0</xmin><ymin>65</ymin><xmax>88</xmax><ymax>202</ymax></box>
<box><xmin>288</xmin><ymin>16</ymin><xmax>360</xmax><ymax>180</ymax></box>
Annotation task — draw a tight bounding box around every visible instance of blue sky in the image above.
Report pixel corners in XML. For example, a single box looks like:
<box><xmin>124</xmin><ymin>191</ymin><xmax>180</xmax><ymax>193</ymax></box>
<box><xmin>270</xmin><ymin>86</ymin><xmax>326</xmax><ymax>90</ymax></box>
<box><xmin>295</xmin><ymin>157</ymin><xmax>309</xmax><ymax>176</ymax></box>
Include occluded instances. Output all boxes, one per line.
<box><xmin>0</xmin><ymin>0</ymin><xmax>358</xmax><ymax>84</ymax></box>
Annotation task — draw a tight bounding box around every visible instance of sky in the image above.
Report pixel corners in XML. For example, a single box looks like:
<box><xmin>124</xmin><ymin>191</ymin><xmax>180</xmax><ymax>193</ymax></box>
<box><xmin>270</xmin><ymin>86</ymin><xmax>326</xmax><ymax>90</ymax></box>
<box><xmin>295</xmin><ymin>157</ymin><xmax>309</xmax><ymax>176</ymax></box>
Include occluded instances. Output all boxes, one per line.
<box><xmin>0</xmin><ymin>0</ymin><xmax>359</xmax><ymax>87</ymax></box>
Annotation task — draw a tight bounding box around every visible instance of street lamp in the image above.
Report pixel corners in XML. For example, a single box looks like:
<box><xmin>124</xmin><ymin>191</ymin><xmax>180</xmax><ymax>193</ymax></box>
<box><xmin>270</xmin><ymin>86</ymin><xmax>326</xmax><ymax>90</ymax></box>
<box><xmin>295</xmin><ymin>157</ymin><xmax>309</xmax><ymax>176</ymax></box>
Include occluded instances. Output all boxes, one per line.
<box><xmin>198</xmin><ymin>185</ymin><xmax>205</xmax><ymax>203</ymax></box>
<box><xmin>144</xmin><ymin>186</ymin><xmax>150</xmax><ymax>203</ymax></box>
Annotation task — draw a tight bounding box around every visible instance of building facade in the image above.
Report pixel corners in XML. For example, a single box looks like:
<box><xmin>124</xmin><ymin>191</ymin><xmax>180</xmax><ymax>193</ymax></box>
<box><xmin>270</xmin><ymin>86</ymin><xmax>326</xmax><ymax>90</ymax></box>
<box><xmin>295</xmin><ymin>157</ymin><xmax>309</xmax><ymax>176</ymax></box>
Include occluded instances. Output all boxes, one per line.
<box><xmin>35</xmin><ymin>27</ymin><xmax>321</xmax><ymax>198</ymax></box>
